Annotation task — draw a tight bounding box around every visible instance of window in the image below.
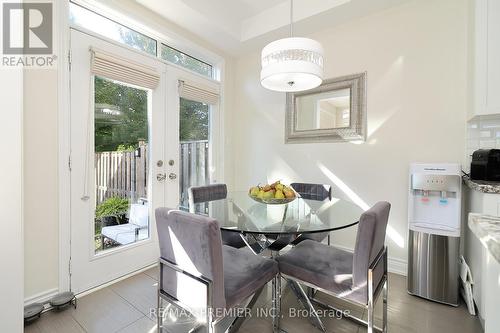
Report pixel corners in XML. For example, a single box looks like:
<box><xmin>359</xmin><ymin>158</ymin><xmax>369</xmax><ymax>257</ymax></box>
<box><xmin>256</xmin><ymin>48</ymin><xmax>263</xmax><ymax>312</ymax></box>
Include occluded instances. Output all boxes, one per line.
<box><xmin>69</xmin><ymin>3</ymin><xmax>216</xmax><ymax>79</ymax></box>
<box><xmin>70</xmin><ymin>3</ymin><xmax>157</xmax><ymax>56</ymax></box>
<box><xmin>178</xmin><ymin>98</ymin><xmax>211</xmax><ymax>211</ymax></box>
<box><xmin>161</xmin><ymin>44</ymin><xmax>213</xmax><ymax>78</ymax></box>
<box><xmin>94</xmin><ymin>76</ymin><xmax>151</xmax><ymax>253</ymax></box>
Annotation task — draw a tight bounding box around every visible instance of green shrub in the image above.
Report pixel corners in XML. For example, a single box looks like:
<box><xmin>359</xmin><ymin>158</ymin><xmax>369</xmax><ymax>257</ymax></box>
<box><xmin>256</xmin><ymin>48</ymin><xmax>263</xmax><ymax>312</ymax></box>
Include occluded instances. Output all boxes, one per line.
<box><xmin>95</xmin><ymin>196</ymin><xmax>129</xmax><ymax>219</ymax></box>
<box><xmin>116</xmin><ymin>144</ymin><xmax>137</xmax><ymax>152</ymax></box>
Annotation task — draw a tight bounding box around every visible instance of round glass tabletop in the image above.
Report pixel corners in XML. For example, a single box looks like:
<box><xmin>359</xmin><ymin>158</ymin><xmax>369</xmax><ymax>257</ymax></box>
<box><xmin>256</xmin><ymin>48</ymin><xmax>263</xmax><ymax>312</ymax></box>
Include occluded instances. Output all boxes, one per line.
<box><xmin>203</xmin><ymin>191</ymin><xmax>364</xmax><ymax>235</ymax></box>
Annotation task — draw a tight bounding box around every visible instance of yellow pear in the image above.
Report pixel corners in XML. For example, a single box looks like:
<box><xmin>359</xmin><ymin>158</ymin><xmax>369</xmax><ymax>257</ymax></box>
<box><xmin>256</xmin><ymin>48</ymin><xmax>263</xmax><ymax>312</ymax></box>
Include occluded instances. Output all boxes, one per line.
<box><xmin>257</xmin><ymin>190</ymin><xmax>265</xmax><ymax>199</ymax></box>
<box><xmin>283</xmin><ymin>188</ymin><xmax>295</xmax><ymax>199</ymax></box>
<box><xmin>263</xmin><ymin>190</ymin><xmax>274</xmax><ymax>199</ymax></box>
<box><xmin>275</xmin><ymin>190</ymin><xmax>285</xmax><ymax>199</ymax></box>
<box><xmin>249</xmin><ymin>186</ymin><xmax>260</xmax><ymax>197</ymax></box>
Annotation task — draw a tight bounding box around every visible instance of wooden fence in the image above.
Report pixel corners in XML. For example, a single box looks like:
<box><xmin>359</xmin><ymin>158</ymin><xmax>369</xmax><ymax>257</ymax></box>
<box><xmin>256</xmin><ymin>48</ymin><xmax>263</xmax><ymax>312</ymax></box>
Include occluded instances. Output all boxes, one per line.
<box><xmin>179</xmin><ymin>140</ymin><xmax>210</xmax><ymax>210</ymax></box>
<box><xmin>95</xmin><ymin>144</ymin><xmax>148</xmax><ymax>205</ymax></box>
<box><xmin>95</xmin><ymin>140</ymin><xmax>209</xmax><ymax>208</ymax></box>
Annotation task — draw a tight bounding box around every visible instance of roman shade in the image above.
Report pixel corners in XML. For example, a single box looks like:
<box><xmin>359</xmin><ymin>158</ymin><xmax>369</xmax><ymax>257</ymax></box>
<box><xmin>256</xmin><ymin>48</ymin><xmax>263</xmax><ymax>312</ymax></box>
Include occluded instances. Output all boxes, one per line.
<box><xmin>90</xmin><ymin>47</ymin><xmax>160</xmax><ymax>89</ymax></box>
<box><xmin>178</xmin><ymin>80</ymin><xmax>219</xmax><ymax>105</ymax></box>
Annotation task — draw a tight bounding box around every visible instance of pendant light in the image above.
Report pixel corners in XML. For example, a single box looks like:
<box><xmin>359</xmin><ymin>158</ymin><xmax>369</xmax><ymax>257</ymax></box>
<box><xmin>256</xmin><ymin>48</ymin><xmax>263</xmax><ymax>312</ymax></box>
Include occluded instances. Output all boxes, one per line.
<box><xmin>260</xmin><ymin>0</ymin><xmax>324</xmax><ymax>92</ymax></box>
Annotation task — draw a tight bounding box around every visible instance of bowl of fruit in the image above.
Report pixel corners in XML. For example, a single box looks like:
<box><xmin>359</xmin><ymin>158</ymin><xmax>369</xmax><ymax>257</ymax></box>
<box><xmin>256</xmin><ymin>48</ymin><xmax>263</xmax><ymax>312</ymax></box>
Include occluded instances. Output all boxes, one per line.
<box><xmin>248</xmin><ymin>181</ymin><xmax>297</xmax><ymax>204</ymax></box>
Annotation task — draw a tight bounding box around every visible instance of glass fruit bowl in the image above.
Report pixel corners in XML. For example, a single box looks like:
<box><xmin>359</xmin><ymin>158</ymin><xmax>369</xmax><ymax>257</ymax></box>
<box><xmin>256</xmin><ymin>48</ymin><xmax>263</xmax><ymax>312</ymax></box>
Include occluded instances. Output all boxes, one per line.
<box><xmin>248</xmin><ymin>195</ymin><xmax>296</xmax><ymax>205</ymax></box>
<box><xmin>248</xmin><ymin>181</ymin><xmax>297</xmax><ymax>205</ymax></box>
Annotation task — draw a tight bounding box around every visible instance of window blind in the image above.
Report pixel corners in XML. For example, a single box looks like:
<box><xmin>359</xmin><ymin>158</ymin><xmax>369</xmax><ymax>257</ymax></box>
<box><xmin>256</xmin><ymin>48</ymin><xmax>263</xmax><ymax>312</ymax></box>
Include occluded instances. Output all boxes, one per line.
<box><xmin>90</xmin><ymin>47</ymin><xmax>160</xmax><ymax>89</ymax></box>
<box><xmin>178</xmin><ymin>80</ymin><xmax>219</xmax><ymax>105</ymax></box>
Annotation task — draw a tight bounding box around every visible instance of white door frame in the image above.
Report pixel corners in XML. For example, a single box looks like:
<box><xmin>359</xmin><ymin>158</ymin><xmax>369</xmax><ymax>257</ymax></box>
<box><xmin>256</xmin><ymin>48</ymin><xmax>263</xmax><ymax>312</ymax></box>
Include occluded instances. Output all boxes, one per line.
<box><xmin>58</xmin><ymin>28</ymin><xmax>225</xmax><ymax>295</ymax></box>
<box><xmin>69</xmin><ymin>29</ymin><xmax>170</xmax><ymax>293</ymax></box>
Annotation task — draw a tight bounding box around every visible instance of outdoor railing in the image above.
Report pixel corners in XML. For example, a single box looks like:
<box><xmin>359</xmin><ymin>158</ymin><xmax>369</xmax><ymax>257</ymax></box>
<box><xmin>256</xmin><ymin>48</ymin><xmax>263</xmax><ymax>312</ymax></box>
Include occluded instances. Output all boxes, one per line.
<box><xmin>94</xmin><ymin>140</ymin><xmax>209</xmax><ymax>208</ymax></box>
<box><xmin>179</xmin><ymin>140</ymin><xmax>210</xmax><ymax>210</ymax></box>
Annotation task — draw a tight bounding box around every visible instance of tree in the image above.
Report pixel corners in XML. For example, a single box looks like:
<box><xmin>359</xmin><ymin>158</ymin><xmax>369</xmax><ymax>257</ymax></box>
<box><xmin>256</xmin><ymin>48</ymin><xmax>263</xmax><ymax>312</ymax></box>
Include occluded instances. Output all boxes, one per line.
<box><xmin>94</xmin><ymin>28</ymin><xmax>211</xmax><ymax>151</ymax></box>
<box><xmin>94</xmin><ymin>77</ymin><xmax>148</xmax><ymax>152</ymax></box>
<box><xmin>118</xmin><ymin>27</ymin><xmax>156</xmax><ymax>56</ymax></box>
<box><xmin>94</xmin><ymin>78</ymin><xmax>210</xmax><ymax>151</ymax></box>
<box><xmin>179</xmin><ymin>98</ymin><xmax>209</xmax><ymax>141</ymax></box>
<box><xmin>161</xmin><ymin>46</ymin><xmax>212</xmax><ymax>77</ymax></box>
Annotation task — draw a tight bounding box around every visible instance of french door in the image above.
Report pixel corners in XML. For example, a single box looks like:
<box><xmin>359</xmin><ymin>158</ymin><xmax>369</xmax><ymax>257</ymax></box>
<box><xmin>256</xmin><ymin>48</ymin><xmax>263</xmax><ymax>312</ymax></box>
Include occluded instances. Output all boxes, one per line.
<box><xmin>69</xmin><ymin>29</ymin><xmax>178</xmax><ymax>293</ymax></box>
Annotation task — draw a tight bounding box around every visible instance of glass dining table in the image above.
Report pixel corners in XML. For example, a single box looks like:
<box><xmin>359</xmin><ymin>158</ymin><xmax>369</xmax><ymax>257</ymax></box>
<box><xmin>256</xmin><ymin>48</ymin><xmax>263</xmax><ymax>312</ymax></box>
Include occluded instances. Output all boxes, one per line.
<box><xmin>202</xmin><ymin>191</ymin><xmax>364</xmax><ymax>253</ymax></box>
<box><xmin>197</xmin><ymin>191</ymin><xmax>364</xmax><ymax>333</ymax></box>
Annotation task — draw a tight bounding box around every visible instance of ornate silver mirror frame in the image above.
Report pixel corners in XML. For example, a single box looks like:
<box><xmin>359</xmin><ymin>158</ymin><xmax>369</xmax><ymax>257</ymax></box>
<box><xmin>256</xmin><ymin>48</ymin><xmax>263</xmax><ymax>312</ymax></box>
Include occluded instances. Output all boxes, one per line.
<box><xmin>285</xmin><ymin>72</ymin><xmax>367</xmax><ymax>144</ymax></box>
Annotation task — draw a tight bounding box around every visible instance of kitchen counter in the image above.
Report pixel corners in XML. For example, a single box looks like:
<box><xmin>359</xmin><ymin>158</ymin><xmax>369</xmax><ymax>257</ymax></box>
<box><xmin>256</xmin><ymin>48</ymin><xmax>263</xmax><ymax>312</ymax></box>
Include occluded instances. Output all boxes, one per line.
<box><xmin>468</xmin><ymin>213</ymin><xmax>500</xmax><ymax>264</ymax></box>
<box><xmin>463</xmin><ymin>175</ymin><xmax>500</xmax><ymax>194</ymax></box>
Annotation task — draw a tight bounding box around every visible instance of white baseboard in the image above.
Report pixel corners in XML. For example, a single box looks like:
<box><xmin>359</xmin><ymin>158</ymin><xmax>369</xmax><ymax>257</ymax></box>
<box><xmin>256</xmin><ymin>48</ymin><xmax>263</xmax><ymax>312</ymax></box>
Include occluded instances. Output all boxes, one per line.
<box><xmin>331</xmin><ymin>244</ymin><xmax>407</xmax><ymax>276</ymax></box>
<box><xmin>24</xmin><ymin>288</ymin><xmax>59</xmax><ymax>306</ymax></box>
<box><xmin>24</xmin><ymin>263</ymin><xmax>157</xmax><ymax>307</ymax></box>
<box><xmin>388</xmin><ymin>256</ymin><xmax>407</xmax><ymax>276</ymax></box>
<box><xmin>76</xmin><ymin>262</ymin><xmax>157</xmax><ymax>298</ymax></box>
<box><xmin>23</xmin><ymin>264</ymin><xmax>157</xmax><ymax>318</ymax></box>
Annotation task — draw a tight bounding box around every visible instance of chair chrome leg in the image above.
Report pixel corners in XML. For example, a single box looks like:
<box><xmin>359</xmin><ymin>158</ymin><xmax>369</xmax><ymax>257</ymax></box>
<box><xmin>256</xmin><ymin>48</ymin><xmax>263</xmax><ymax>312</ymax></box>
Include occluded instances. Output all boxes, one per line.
<box><xmin>272</xmin><ymin>275</ymin><xmax>282</xmax><ymax>333</ymax></box>
<box><xmin>157</xmin><ymin>292</ymin><xmax>162</xmax><ymax>333</ymax></box>
<box><xmin>367</xmin><ymin>263</ymin><xmax>375</xmax><ymax>333</ymax></box>
<box><xmin>367</xmin><ymin>294</ymin><xmax>374</xmax><ymax>333</ymax></box>
<box><xmin>306</xmin><ymin>286</ymin><xmax>315</xmax><ymax>299</ymax></box>
<box><xmin>383</xmin><ymin>279</ymin><xmax>388</xmax><ymax>333</ymax></box>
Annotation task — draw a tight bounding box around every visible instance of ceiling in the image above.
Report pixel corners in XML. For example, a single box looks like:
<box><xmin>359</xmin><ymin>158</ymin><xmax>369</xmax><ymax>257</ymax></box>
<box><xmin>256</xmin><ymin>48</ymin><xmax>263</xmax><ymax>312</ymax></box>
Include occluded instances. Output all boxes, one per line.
<box><xmin>134</xmin><ymin>0</ymin><xmax>412</xmax><ymax>55</ymax></box>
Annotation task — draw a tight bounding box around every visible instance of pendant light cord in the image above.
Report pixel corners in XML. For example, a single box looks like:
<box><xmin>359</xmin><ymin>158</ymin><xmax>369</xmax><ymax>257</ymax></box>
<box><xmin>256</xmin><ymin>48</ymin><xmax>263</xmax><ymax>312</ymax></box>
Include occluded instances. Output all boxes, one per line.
<box><xmin>290</xmin><ymin>0</ymin><xmax>293</xmax><ymax>37</ymax></box>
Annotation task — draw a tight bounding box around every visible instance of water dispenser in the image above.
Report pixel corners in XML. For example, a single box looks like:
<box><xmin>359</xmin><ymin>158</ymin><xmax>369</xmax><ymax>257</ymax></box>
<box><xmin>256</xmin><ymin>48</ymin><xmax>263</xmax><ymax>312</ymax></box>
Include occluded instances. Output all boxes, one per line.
<box><xmin>407</xmin><ymin>163</ymin><xmax>461</xmax><ymax>306</ymax></box>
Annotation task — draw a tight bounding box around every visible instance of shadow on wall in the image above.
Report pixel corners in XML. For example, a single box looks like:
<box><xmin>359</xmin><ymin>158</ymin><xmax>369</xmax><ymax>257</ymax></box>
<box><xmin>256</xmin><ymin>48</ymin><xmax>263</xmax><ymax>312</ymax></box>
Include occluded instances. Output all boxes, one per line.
<box><xmin>253</xmin><ymin>142</ymin><xmax>405</xmax><ymax>250</ymax></box>
<box><xmin>317</xmin><ymin>161</ymin><xmax>405</xmax><ymax>249</ymax></box>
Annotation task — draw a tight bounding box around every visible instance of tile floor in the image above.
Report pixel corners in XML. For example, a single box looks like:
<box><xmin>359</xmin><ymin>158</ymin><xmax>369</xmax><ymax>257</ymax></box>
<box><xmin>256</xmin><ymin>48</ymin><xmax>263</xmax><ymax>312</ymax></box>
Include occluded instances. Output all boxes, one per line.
<box><xmin>24</xmin><ymin>267</ymin><xmax>482</xmax><ymax>333</ymax></box>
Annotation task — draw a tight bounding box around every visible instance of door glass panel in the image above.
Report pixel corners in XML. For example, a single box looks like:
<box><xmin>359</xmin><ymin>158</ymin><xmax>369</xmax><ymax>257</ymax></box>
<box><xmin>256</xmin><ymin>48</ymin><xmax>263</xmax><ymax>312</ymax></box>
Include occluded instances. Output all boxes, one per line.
<box><xmin>94</xmin><ymin>76</ymin><xmax>150</xmax><ymax>253</ymax></box>
<box><xmin>179</xmin><ymin>98</ymin><xmax>211</xmax><ymax>213</ymax></box>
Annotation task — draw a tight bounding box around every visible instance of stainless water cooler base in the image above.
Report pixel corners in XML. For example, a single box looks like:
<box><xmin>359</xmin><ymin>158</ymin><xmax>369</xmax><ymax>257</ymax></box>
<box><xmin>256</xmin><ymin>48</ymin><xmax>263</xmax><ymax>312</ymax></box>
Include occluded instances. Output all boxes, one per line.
<box><xmin>407</xmin><ymin>230</ymin><xmax>460</xmax><ymax>306</ymax></box>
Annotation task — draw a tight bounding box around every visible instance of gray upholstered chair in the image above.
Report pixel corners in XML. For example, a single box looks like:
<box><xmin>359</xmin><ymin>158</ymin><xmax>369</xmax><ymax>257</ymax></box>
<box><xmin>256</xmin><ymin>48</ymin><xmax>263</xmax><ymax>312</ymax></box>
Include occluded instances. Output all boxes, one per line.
<box><xmin>155</xmin><ymin>208</ymin><xmax>278</xmax><ymax>333</ymax></box>
<box><xmin>290</xmin><ymin>183</ymin><xmax>331</xmax><ymax>201</ymax></box>
<box><xmin>290</xmin><ymin>183</ymin><xmax>332</xmax><ymax>245</ymax></box>
<box><xmin>188</xmin><ymin>184</ymin><xmax>246</xmax><ymax>248</ymax></box>
<box><xmin>277</xmin><ymin>201</ymin><xmax>391</xmax><ymax>333</ymax></box>
<box><xmin>188</xmin><ymin>184</ymin><xmax>228</xmax><ymax>210</ymax></box>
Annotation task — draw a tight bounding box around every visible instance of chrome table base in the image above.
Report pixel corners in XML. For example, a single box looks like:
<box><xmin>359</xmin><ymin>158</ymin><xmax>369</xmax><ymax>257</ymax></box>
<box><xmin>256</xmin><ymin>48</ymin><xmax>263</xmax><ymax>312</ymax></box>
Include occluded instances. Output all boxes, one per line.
<box><xmin>239</xmin><ymin>235</ymin><xmax>389</xmax><ymax>333</ymax></box>
<box><xmin>225</xmin><ymin>286</ymin><xmax>264</xmax><ymax>333</ymax></box>
<box><xmin>288</xmin><ymin>281</ymin><xmax>326</xmax><ymax>332</ymax></box>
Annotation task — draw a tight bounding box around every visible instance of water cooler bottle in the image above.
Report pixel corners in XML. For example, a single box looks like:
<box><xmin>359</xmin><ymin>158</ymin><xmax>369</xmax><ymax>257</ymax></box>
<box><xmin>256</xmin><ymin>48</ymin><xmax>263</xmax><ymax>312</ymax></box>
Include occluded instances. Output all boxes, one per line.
<box><xmin>407</xmin><ymin>163</ymin><xmax>461</xmax><ymax>306</ymax></box>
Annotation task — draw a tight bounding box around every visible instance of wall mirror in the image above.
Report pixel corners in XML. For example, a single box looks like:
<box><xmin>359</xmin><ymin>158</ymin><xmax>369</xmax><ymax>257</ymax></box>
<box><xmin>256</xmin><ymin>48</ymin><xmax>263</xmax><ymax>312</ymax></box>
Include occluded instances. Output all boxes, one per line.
<box><xmin>286</xmin><ymin>72</ymin><xmax>366</xmax><ymax>143</ymax></box>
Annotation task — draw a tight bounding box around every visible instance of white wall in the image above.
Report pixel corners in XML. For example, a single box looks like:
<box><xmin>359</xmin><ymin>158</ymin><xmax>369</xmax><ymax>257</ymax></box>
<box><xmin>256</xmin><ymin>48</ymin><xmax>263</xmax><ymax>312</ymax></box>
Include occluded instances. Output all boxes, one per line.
<box><xmin>23</xmin><ymin>70</ymin><xmax>60</xmax><ymax>300</ymax></box>
<box><xmin>0</xmin><ymin>69</ymin><xmax>24</xmax><ymax>331</ymax></box>
<box><xmin>231</xmin><ymin>0</ymin><xmax>468</xmax><ymax>267</ymax></box>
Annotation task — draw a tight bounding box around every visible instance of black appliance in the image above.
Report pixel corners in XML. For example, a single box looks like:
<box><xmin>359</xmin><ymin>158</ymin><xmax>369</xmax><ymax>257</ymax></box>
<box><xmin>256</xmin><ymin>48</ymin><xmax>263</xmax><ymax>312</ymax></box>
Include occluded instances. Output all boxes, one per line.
<box><xmin>471</xmin><ymin>149</ymin><xmax>500</xmax><ymax>181</ymax></box>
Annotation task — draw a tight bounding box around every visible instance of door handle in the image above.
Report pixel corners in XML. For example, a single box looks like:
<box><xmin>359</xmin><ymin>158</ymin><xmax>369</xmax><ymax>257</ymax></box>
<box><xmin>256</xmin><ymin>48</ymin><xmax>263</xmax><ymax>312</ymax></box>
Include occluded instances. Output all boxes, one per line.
<box><xmin>168</xmin><ymin>173</ymin><xmax>177</xmax><ymax>180</ymax></box>
<box><xmin>156</xmin><ymin>173</ymin><xmax>166</xmax><ymax>181</ymax></box>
